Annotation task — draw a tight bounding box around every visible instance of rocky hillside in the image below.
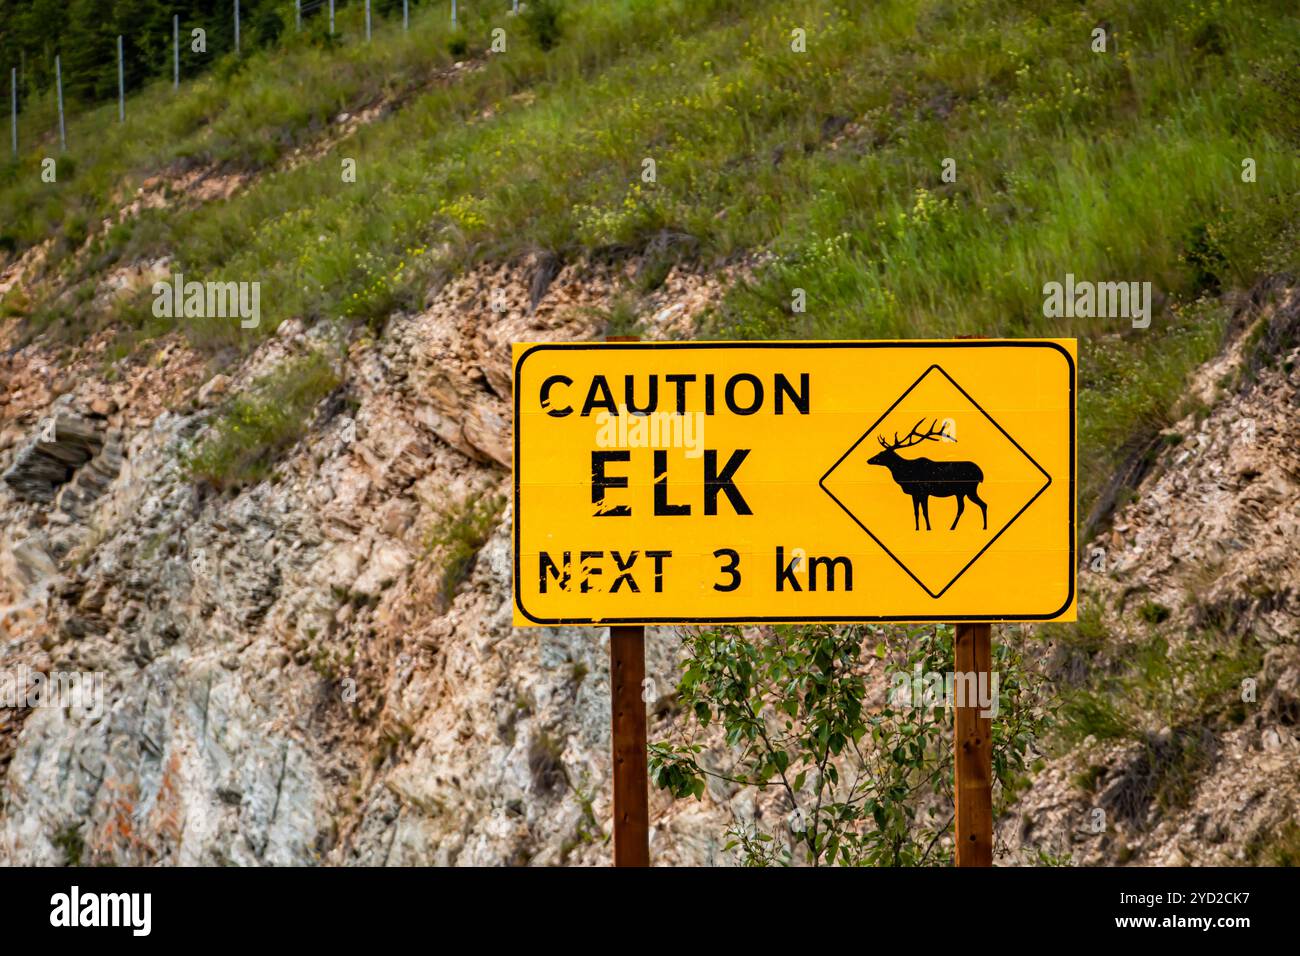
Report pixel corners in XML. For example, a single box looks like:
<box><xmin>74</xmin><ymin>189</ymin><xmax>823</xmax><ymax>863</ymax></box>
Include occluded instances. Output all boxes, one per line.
<box><xmin>2</xmin><ymin>271</ymin><xmax>1297</xmax><ymax>866</ymax></box>
<box><xmin>1004</xmin><ymin>280</ymin><xmax>1300</xmax><ymax>866</ymax></box>
<box><xmin>0</xmin><ymin>253</ymin><xmax>735</xmax><ymax>865</ymax></box>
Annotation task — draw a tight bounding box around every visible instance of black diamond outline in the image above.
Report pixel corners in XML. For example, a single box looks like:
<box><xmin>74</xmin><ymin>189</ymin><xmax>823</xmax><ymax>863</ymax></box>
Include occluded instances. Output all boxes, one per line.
<box><xmin>818</xmin><ymin>364</ymin><xmax>1052</xmax><ymax>600</ymax></box>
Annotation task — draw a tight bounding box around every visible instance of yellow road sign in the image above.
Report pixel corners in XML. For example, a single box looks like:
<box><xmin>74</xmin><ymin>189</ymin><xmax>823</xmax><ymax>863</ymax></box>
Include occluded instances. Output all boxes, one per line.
<box><xmin>513</xmin><ymin>340</ymin><xmax>1076</xmax><ymax>625</ymax></box>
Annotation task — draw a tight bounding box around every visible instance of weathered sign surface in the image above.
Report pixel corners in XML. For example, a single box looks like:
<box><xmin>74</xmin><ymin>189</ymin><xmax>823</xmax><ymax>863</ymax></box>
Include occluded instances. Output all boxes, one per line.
<box><xmin>513</xmin><ymin>340</ymin><xmax>1076</xmax><ymax>625</ymax></box>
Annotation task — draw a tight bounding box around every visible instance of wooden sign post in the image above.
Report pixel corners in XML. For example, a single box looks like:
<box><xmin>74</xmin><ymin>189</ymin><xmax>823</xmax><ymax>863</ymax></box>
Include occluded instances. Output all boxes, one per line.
<box><xmin>605</xmin><ymin>335</ymin><xmax>650</xmax><ymax>867</ymax></box>
<box><xmin>954</xmin><ymin>622</ymin><xmax>993</xmax><ymax>866</ymax></box>
<box><xmin>953</xmin><ymin>332</ymin><xmax>993</xmax><ymax>867</ymax></box>
<box><xmin>609</xmin><ymin>624</ymin><xmax>650</xmax><ymax>866</ymax></box>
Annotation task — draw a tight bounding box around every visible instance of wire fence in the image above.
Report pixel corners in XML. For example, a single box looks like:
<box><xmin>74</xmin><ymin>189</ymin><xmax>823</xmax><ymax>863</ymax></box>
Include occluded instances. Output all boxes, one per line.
<box><xmin>5</xmin><ymin>0</ymin><xmax>519</xmax><ymax>159</ymax></box>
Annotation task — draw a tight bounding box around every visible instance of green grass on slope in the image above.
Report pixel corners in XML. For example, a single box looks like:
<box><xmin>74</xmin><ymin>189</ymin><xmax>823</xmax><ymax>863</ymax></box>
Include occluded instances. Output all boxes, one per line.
<box><xmin>0</xmin><ymin>2</ymin><xmax>504</xmax><ymax>252</ymax></box>
<box><xmin>2</xmin><ymin>0</ymin><xmax>1298</xmax><ymax>514</ymax></box>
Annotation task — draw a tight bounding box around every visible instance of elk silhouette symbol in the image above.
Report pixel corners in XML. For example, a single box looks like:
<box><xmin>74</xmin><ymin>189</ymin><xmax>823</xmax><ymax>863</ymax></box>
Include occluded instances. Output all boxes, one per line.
<box><xmin>867</xmin><ymin>418</ymin><xmax>988</xmax><ymax>531</ymax></box>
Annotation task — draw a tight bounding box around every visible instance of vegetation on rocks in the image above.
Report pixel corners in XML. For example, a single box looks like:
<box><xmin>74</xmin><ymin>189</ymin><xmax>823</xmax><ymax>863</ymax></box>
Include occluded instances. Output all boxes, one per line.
<box><xmin>426</xmin><ymin>490</ymin><xmax>506</xmax><ymax>606</ymax></box>
<box><xmin>185</xmin><ymin>348</ymin><xmax>340</xmax><ymax>487</ymax></box>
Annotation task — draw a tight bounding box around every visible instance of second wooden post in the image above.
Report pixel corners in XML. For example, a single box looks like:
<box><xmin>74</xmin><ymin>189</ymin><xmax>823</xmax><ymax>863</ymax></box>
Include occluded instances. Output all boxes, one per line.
<box><xmin>954</xmin><ymin>622</ymin><xmax>993</xmax><ymax>866</ymax></box>
<box><xmin>608</xmin><ymin>625</ymin><xmax>650</xmax><ymax>866</ymax></box>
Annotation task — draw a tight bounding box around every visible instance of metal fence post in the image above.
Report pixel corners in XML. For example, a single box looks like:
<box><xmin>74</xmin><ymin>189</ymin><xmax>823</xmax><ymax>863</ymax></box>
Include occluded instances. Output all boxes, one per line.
<box><xmin>117</xmin><ymin>35</ymin><xmax>125</xmax><ymax>122</ymax></box>
<box><xmin>55</xmin><ymin>55</ymin><xmax>66</xmax><ymax>151</ymax></box>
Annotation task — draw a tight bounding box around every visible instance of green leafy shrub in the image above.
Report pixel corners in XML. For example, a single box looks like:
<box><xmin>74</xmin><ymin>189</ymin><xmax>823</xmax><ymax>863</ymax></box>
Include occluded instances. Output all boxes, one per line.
<box><xmin>253</xmin><ymin>6</ymin><xmax>287</xmax><ymax>47</ymax></box>
<box><xmin>651</xmin><ymin>623</ymin><xmax>1052</xmax><ymax>866</ymax></box>
<box><xmin>521</xmin><ymin>0</ymin><xmax>564</xmax><ymax>51</ymax></box>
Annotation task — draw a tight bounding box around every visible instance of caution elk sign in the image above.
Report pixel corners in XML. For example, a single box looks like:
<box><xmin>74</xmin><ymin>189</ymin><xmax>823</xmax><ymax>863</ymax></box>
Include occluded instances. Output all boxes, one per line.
<box><xmin>512</xmin><ymin>340</ymin><xmax>1076</xmax><ymax>625</ymax></box>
